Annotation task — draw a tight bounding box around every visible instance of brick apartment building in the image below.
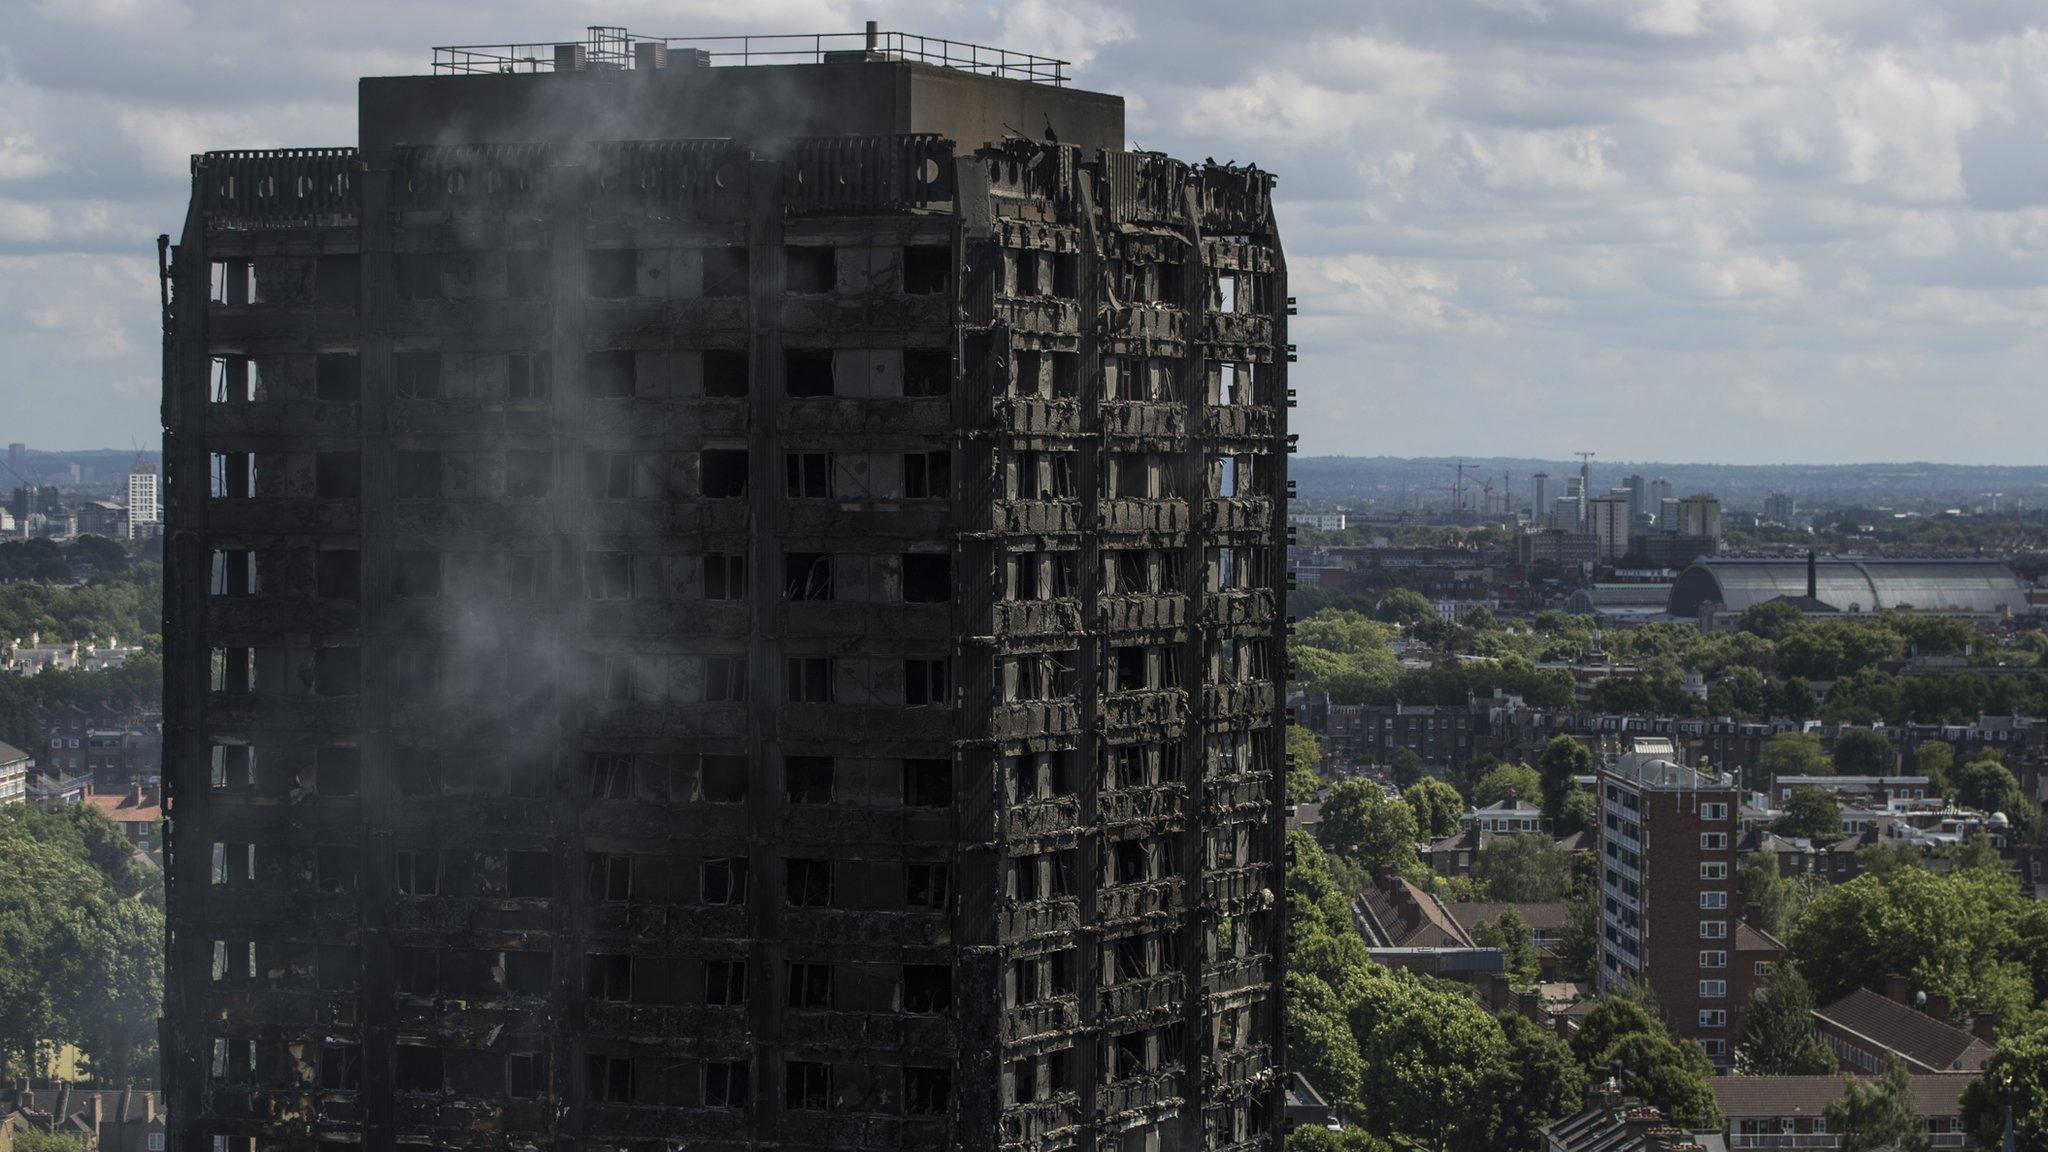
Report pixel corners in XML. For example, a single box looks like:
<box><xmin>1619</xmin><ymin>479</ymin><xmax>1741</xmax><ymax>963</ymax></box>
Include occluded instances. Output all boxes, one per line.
<box><xmin>1597</xmin><ymin>738</ymin><xmax>1778</xmax><ymax>1068</ymax></box>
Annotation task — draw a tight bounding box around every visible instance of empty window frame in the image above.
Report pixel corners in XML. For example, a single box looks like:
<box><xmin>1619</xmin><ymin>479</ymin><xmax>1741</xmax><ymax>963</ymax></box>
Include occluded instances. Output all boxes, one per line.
<box><xmin>785</xmin><ymin>246</ymin><xmax>836</xmax><ymax>294</ymax></box>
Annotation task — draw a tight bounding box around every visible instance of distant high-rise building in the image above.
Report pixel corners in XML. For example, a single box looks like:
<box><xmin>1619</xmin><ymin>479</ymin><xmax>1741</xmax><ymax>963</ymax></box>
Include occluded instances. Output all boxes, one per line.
<box><xmin>1530</xmin><ymin>473</ymin><xmax>1550</xmax><ymax>522</ymax></box>
<box><xmin>1763</xmin><ymin>492</ymin><xmax>1795</xmax><ymax>522</ymax></box>
<box><xmin>1648</xmin><ymin>477</ymin><xmax>1673</xmax><ymax>511</ymax></box>
<box><xmin>1677</xmin><ymin>495</ymin><xmax>1722</xmax><ymax>541</ymax></box>
<box><xmin>126</xmin><ymin>464</ymin><xmax>159</xmax><ymax>539</ymax></box>
<box><xmin>5</xmin><ymin>443</ymin><xmax>21</xmax><ymax>480</ymax></box>
<box><xmin>1587</xmin><ymin>491</ymin><xmax>1632</xmax><ymax>561</ymax></box>
<box><xmin>1622</xmin><ymin>474</ymin><xmax>1647</xmax><ymax>521</ymax></box>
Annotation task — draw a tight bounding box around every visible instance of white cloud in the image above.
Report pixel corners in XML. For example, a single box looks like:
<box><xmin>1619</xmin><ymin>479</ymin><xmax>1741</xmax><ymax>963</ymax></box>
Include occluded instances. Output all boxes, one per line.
<box><xmin>0</xmin><ymin>0</ymin><xmax>2040</xmax><ymax>461</ymax></box>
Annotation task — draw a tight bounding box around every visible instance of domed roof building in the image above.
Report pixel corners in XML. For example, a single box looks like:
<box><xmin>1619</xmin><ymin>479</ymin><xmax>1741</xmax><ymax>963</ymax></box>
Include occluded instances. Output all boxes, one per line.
<box><xmin>1668</xmin><ymin>555</ymin><xmax>2027</xmax><ymax>618</ymax></box>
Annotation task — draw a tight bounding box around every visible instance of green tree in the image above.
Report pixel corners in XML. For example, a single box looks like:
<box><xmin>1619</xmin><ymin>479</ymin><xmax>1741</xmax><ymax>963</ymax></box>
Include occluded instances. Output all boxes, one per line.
<box><xmin>1385</xmin><ymin>746</ymin><xmax>1426</xmax><ymax>791</ymax></box>
<box><xmin>1832</xmin><ymin>728</ymin><xmax>1895</xmax><ymax>775</ymax></box>
<box><xmin>1474</xmin><ymin>762</ymin><xmax>1543</xmax><ymax>808</ymax></box>
<box><xmin>1739</xmin><ymin>849</ymin><xmax>1824</xmax><ymax>938</ymax></box>
<box><xmin>1571</xmin><ymin>994</ymin><xmax>1721</xmax><ymax>1129</ymax></box>
<box><xmin>13</xmin><ymin>1134</ymin><xmax>91</xmax><ymax>1152</ymax></box>
<box><xmin>1377</xmin><ymin>589</ymin><xmax>1435</xmax><ymax>625</ymax></box>
<box><xmin>1316</xmin><ymin>780</ymin><xmax>1421</xmax><ymax>878</ymax></box>
<box><xmin>1285</xmin><ymin>1125</ymin><xmax>1393</xmax><ymax>1152</ymax></box>
<box><xmin>1288</xmin><ymin>972</ymin><xmax>1367</xmax><ymax>1105</ymax></box>
<box><xmin>1953</xmin><ymin>756</ymin><xmax>2021</xmax><ymax>814</ymax></box>
<box><xmin>0</xmin><ymin>806</ymin><xmax>163</xmax><ymax>1079</ymax></box>
<box><xmin>1556</xmin><ymin>897</ymin><xmax>1599</xmax><ymax>979</ymax></box>
<box><xmin>1735</xmin><ymin>966</ymin><xmax>1832</xmax><ymax>1075</ymax></box>
<box><xmin>1825</xmin><ymin>1060</ymin><xmax>1930</xmax><ymax>1152</ymax></box>
<box><xmin>1472</xmin><ymin>833</ymin><xmax>1574</xmax><ymax>903</ymax></box>
<box><xmin>1402</xmin><ymin>777</ymin><xmax>1465</xmax><ymax>840</ymax></box>
<box><xmin>1556</xmin><ymin>789</ymin><xmax>1598</xmax><ymax>837</ymax></box>
<box><xmin>1538</xmin><ymin>735</ymin><xmax>1592</xmax><ymax>826</ymax></box>
<box><xmin>1468</xmin><ymin>1012</ymin><xmax>1588</xmax><ymax>1152</ymax></box>
<box><xmin>1791</xmin><ymin>866</ymin><xmax>2036</xmax><ymax>1028</ymax></box>
<box><xmin>1774</xmin><ymin>787</ymin><xmax>1843</xmax><ymax>840</ymax></box>
<box><xmin>1289</xmin><ymin>724</ymin><xmax>1325</xmax><ymax>804</ymax></box>
<box><xmin>1347</xmin><ymin>966</ymin><xmax>1509</xmax><ymax>1151</ymax></box>
<box><xmin>1469</xmin><ymin>907</ymin><xmax>1539</xmax><ymax>985</ymax></box>
<box><xmin>1770</xmin><ymin>677</ymin><xmax>1819</xmax><ymax>720</ymax></box>
<box><xmin>1757</xmin><ymin>731</ymin><xmax>1830</xmax><ymax>792</ymax></box>
<box><xmin>1913</xmin><ymin>740</ymin><xmax>1955</xmax><ymax>797</ymax></box>
<box><xmin>1959</xmin><ymin>1024</ymin><xmax>2048</xmax><ymax>1152</ymax></box>
<box><xmin>1740</xmin><ymin>599</ymin><xmax>1806</xmax><ymax>642</ymax></box>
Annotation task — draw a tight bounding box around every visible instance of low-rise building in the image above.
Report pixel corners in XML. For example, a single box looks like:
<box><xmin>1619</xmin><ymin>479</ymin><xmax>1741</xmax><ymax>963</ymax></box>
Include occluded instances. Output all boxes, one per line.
<box><xmin>1710</xmin><ymin>1073</ymin><xmax>1979</xmax><ymax>1150</ymax></box>
<box><xmin>84</xmin><ymin>783</ymin><xmax>164</xmax><ymax>855</ymax></box>
<box><xmin>1813</xmin><ymin>984</ymin><xmax>1996</xmax><ymax>1075</ymax></box>
<box><xmin>1544</xmin><ymin>1086</ymin><xmax>1718</xmax><ymax>1152</ymax></box>
<box><xmin>0</xmin><ymin>741</ymin><xmax>30</xmax><ymax>806</ymax></box>
<box><xmin>0</xmin><ymin>1083</ymin><xmax>164</xmax><ymax>1152</ymax></box>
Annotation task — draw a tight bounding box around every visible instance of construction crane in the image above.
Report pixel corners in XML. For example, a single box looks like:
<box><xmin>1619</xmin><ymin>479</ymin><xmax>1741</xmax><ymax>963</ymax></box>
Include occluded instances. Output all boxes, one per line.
<box><xmin>1438</xmin><ymin>461</ymin><xmax>1471</xmax><ymax>518</ymax></box>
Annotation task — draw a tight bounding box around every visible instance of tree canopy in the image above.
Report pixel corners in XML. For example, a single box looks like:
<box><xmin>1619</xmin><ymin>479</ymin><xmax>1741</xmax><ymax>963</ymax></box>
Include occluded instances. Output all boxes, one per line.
<box><xmin>0</xmin><ymin>804</ymin><xmax>162</xmax><ymax>1083</ymax></box>
<box><xmin>1316</xmin><ymin>780</ymin><xmax>1423</xmax><ymax>879</ymax></box>
<box><xmin>1402</xmin><ymin>777</ymin><xmax>1464</xmax><ymax>841</ymax></box>
<box><xmin>1826</xmin><ymin>1060</ymin><xmax>1930</xmax><ymax>1152</ymax></box>
<box><xmin>1472</xmin><ymin>833</ymin><xmax>1576</xmax><ymax>903</ymax></box>
<box><xmin>1774</xmin><ymin>788</ymin><xmax>1843</xmax><ymax>841</ymax></box>
<box><xmin>1790</xmin><ymin>865</ymin><xmax>2046</xmax><ymax>1033</ymax></box>
<box><xmin>1736</xmin><ymin>965</ymin><xmax>1833</xmax><ymax>1075</ymax></box>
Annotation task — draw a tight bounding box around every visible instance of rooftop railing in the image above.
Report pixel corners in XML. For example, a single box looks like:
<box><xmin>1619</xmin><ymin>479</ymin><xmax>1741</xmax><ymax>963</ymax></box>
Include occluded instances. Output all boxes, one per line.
<box><xmin>433</xmin><ymin>26</ymin><xmax>1070</xmax><ymax>85</ymax></box>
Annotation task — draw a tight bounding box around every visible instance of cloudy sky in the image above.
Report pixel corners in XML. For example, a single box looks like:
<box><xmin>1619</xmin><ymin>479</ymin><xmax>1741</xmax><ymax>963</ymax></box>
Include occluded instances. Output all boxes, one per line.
<box><xmin>3</xmin><ymin>0</ymin><xmax>2045</xmax><ymax>462</ymax></box>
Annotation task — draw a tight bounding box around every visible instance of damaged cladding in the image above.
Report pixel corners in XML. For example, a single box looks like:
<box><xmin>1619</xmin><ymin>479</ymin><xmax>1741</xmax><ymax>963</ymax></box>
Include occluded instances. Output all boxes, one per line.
<box><xmin>160</xmin><ymin>24</ymin><xmax>1290</xmax><ymax>1152</ymax></box>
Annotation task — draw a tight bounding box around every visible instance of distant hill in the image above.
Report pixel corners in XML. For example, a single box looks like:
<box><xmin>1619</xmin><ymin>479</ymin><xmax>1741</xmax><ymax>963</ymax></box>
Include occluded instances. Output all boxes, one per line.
<box><xmin>1292</xmin><ymin>456</ymin><xmax>2048</xmax><ymax>512</ymax></box>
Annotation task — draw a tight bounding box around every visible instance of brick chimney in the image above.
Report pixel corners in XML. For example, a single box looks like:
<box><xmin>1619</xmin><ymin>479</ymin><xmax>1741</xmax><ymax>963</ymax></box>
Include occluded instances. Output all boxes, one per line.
<box><xmin>1885</xmin><ymin>975</ymin><xmax>1910</xmax><ymax>1005</ymax></box>
<box><xmin>1969</xmin><ymin>1011</ymin><xmax>1996</xmax><ymax>1044</ymax></box>
<box><xmin>1924</xmin><ymin>991</ymin><xmax>1950</xmax><ymax>1024</ymax></box>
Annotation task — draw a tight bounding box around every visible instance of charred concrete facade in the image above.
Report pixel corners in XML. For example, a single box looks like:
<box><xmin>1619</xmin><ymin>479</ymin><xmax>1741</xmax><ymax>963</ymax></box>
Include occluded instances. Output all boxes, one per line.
<box><xmin>161</xmin><ymin>36</ymin><xmax>1287</xmax><ymax>1152</ymax></box>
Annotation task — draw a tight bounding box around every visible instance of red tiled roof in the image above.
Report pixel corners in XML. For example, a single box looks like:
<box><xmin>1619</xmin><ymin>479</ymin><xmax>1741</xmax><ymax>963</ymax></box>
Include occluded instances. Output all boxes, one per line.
<box><xmin>84</xmin><ymin>786</ymin><xmax>161</xmax><ymax>824</ymax></box>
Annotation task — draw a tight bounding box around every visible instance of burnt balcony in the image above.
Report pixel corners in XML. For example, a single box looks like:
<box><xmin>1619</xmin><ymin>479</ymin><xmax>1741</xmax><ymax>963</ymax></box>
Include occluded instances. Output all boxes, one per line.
<box><xmin>1203</xmin><ymin>404</ymin><xmax>1278</xmax><ymax>440</ymax></box>
<box><xmin>997</xmin><ymin>295</ymin><xmax>1082</xmax><ymax>334</ymax></box>
<box><xmin>1007</xmin><ymin>796</ymin><xmax>1082</xmax><ymax>840</ymax></box>
<box><xmin>1097</xmin><ymin>593</ymin><xmax>1188</xmax><ymax>633</ymax></box>
<box><xmin>1203</xmin><ymin>589</ymin><xmax>1278</xmax><ymax>629</ymax></box>
<box><xmin>993</xmin><ymin>396</ymin><xmax>1082</xmax><ymax>436</ymax></box>
<box><xmin>1104</xmin><ymin>304</ymin><xmax>1189</xmax><ymax>342</ymax></box>
<box><xmin>1098</xmin><ymin>971</ymin><xmax>1185</xmax><ymax>1021</ymax></box>
<box><xmin>991</xmin><ymin>598</ymin><xmax>1083</xmax><ymax>639</ymax></box>
<box><xmin>1204</xmin><ymin>774</ymin><xmax>1271</xmax><ymax>817</ymax></box>
<box><xmin>1100</xmin><ymin>400</ymin><xmax>1187</xmax><ymax>441</ymax></box>
<box><xmin>1201</xmin><ymin>311</ymin><xmax>1274</xmax><ymax>346</ymax></box>
<box><xmin>1203</xmin><ymin>681</ymin><xmax>1277</xmax><ymax>720</ymax></box>
<box><xmin>1202</xmin><ymin>864</ymin><xmax>1271</xmax><ymax>911</ymax></box>
<box><xmin>999</xmin><ymin>1094</ymin><xmax>1082</xmax><ymax>1150</ymax></box>
<box><xmin>1000</xmin><ymin>897</ymin><xmax>1080</xmax><ymax>940</ymax></box>
<box><xmin>1097</xmin><ymin>1067</ymin><xmax>1184</xmax><ymax>1120</ymax></box>
<box><xmin>1000</xmin><ymin>996</ymin><xmax>1080</xmax><ymax>1044</ymax></box>
<box><xmin>990</xmin><ymin>699</ymin><xmax>1081</xmax><ymax>741</ymax></box>
<box><xmin>1097</xmin><ymin>783</ymin><xmax>1185</xmax><ymax>829</ymax></box>
<box><xmin>1202</xmin><ymin>954</ymin><xmax>1270</xmax><ymax>999</ymax></box>
<box><xmin>1203</xmin><ymin>496</ymin><xmax>1274</xmax><ymax>534</ymax></box>
<box><xmin>1207</xmin><ymin>1043</ymin><xmax>1275</xmax><ymax>1089</ymax></box>
<box><xmin>1100</xmin><ymin>689</ymin><xmax>1188</xmax><ymax>733</ymax></box>
<box><xmin>1098</xmin><ymin>498</ymin><xmax>1190</xmax><ymax>534</ymax></box>
<box><xmin>992</xmin><ymin>499</ymin><xmax>1081</xmax><ymax>535</ymax></box>
<box><xmin>1099</xmin><ymin>878</ymin><xmax>1181</xmax><ymax>927</ymax></box>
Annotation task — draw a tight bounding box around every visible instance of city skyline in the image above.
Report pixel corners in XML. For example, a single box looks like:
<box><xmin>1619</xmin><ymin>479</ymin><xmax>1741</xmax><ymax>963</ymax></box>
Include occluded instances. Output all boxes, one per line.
<box><xmin>4</xmin><ymin>2</ymin><xmax>2048</xmax><ymax>462</ymax></box>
